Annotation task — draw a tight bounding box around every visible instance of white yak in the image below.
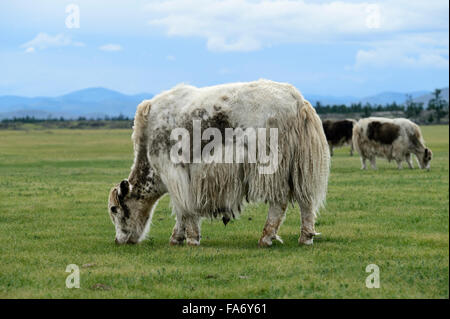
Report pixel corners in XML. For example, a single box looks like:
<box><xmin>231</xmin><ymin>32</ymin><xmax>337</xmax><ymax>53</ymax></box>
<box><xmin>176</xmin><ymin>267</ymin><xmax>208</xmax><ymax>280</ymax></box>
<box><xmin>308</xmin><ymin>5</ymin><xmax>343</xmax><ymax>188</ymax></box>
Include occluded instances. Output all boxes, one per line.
<box><xmin>108</xmin><ymin>80</ymin><xmax>330</xmax><ymax>247</ymax></box>
<box><xmin>352</xmin><ymin>117</ymin><xmax>432</xmax><ymax>170</ymax></box>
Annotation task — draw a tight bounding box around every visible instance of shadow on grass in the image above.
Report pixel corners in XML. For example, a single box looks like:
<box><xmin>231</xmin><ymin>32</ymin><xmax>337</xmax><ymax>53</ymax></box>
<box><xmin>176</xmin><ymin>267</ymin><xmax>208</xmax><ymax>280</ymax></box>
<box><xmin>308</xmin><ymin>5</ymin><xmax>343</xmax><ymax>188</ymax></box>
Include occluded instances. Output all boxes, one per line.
<box><xmin>103</xmin><ymin>234</ymin><xmax>333</xmax><ymax>254</ymax></box>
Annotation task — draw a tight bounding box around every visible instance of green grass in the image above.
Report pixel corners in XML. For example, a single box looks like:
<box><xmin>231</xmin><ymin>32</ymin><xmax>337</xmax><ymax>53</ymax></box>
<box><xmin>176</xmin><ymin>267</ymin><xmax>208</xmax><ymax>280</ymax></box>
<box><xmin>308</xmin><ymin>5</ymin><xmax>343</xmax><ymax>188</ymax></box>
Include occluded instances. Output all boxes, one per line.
<box><xmin>0</xmin><ymin>126</ymin><xmax>448</xmax><ymax>298</ymax></box>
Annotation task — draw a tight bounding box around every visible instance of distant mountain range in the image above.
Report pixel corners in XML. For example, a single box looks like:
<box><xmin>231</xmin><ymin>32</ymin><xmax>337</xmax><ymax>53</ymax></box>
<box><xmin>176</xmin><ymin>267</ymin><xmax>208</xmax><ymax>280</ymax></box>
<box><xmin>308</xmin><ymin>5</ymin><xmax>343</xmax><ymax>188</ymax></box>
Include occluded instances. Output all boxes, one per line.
<box><xmin>0</xmin><ymin>88</ymin><xmax>153</xmax><ymax>119</ymax></box>
<box><xmin>0</xmin><ymin>87</ymin><xmax>448</xmax><ymax>119</ymax></box>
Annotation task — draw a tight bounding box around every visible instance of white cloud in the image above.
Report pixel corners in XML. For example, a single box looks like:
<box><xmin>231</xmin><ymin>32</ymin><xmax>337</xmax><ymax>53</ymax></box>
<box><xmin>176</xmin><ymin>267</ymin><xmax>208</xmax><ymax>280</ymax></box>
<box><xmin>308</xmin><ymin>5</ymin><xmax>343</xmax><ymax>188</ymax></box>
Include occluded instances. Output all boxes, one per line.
<box><xmin>354</xmin><ymin>32</ymin><xmax>449</xmax><ymax>69</ymax></box>
<box><xmin>355</xmin><ymin>48</ymin><xmax>449</xmax><ymax>69</ymax></box>
<box><xmin>146</xmin><ymin>0</ymin><xmax>449</xmax><ymax>52</ymax></box>
<box><xmin>21</xmin><ymin>33</ymin><xmax>84</xmax><ymax>52</ymax></box>
<box><xmin>166</xmin><ymin>55</ymin><xmax>176</xmax><ymax>61</ymax></box>
<box><xmin>99</xmin><ymin>44</ymin><xmax>123</xmax><ymax>52</ymax></box>
<box><xmin>207</xmin><ymin>36</ymin><xmax>261</xmax><ymax>52</ymax></box>
<box><xmin>24</xmin><ymin>47</ymin><xmax>35</xmax><ymax>54</ymax></box>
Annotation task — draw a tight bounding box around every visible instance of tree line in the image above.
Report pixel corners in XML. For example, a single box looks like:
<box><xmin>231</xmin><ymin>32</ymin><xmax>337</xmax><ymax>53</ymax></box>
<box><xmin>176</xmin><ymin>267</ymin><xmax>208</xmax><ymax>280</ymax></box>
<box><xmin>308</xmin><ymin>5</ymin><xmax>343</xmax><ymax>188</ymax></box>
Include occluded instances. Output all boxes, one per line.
<box><xmin>1</xmin><ymin>114</ymin><xmax>132</xmax><ymax>123</ymax></box>
<box><xmin>0</xmin><ymin>114</ymin><xmax>133</xmax><ymax>130</ymax></box>
<box><xmin>1</xmin><ymin>89</ymin><xmax>448</xmax><ymax>128</ymax></box>
<box><xmin>315</xmin><ymin>89</ymin><xmax>448</xmax><ymax>124</ymax></box>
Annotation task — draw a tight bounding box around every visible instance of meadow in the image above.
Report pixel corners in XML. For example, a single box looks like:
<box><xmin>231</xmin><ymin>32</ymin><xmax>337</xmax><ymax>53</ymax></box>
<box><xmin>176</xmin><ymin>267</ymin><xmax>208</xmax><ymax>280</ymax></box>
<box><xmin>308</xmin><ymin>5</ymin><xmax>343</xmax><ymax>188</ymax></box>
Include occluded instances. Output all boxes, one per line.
<box><xmin>0</xmin><ymin>125</ymin><xmax>448</xmax><ymax>298</ymax></box>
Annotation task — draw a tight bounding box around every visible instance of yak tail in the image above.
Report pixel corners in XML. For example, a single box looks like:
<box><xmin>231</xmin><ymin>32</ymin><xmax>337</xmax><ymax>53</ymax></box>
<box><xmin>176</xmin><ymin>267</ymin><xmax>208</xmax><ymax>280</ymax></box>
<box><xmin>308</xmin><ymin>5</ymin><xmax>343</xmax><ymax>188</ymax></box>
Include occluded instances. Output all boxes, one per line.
<box><xmin>132</xmin><ymin>100</ymin><xmax>152</xmax><ymax>149</ymax></box>
<box><xmin>129</xmin><ymin>100</ymin><xmax>152</xmax><ymax>185</ymax></box>
<box><xmin>290</xmin><ymin>97</ymin><xmax>330</xmax><ymax>216</ymax></box>
<box><xmin>352</xmin><ymin>121</ymin><xmax>363</xmax><ymax>156</ymax></box>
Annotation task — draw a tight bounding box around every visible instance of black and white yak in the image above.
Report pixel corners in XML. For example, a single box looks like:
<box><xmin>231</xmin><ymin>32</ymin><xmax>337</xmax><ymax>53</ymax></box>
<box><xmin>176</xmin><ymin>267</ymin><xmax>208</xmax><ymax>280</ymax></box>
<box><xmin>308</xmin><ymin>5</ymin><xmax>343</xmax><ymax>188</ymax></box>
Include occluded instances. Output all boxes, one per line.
<box><xmin>108</xmin><ymin>80</ymin><xmax>330</xmax><ymax>247</ymax></box>
<box><xmin>352</xmin><ymin>117</ymin><xmax>432</xmax><ymax>170</ymax></box>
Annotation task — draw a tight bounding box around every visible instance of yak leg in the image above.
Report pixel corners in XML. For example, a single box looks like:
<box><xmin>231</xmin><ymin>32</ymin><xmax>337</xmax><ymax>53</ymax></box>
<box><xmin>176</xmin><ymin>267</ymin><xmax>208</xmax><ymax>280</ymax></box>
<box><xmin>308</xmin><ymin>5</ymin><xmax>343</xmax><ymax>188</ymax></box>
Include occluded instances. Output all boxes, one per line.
<box><xmin>350</xmin><ymin>141</ymin><xmax>354</xmax><ymax>156</ymax></box>
<box><xmin>299</xmin><ymin>201</ymin><xmax>320</xmax><ymax>245</ymax></box>
<box><xmin>396</xmin><ymin>159</ymin><xmax>403</xmax><ymax>170</ymax></box>
<box><xmin>370</xmin><ymin>157</ymin><xmax>377</xmax><ymax>170</ymax></box>
<box><xmin>406</xmin><ymin>153</ymin><xmax>414</xmax><ymax>169</ymax></box>
<box><xmin>169</xmin><ymin>207</ymin><xmax>201</xmax><ymax>246</ymax></box>
<box><xmin>169</xmin><ymin>208</ymin><xmax>186</xmax><ymax>245</ymax></box>
<box><xmin>258</xmin><ymin>202</ymin><xmax>287</xmax><ymax>247</ymax></box>
<box><xmin>185</xmin><ymin>215</ymin><xmax>202</xmax><ymax>246</ymax></box>
<box><xmin>329</xmin><ymin>144</ymin><xmax>334</xmax><ymax>157</ymax></box>
<box><xmin>361</xmin><ymin>157</ymin><xmax>367</xmax><ymax>170</ymax></box>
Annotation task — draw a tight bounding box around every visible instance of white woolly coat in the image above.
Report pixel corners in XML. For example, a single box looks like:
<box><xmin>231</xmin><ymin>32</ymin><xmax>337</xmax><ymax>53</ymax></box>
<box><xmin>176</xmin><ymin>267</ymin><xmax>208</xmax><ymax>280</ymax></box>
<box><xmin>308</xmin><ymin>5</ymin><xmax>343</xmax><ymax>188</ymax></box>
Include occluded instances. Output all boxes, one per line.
<box><xmin>353</xmin><ymin>117</ymin><xmax>428</xmax><ymax>162</ymax></box>
<box><xmin>132</xmin><ymin>80</ymin><xmax>330</xmax><ymax>219</ymax></box>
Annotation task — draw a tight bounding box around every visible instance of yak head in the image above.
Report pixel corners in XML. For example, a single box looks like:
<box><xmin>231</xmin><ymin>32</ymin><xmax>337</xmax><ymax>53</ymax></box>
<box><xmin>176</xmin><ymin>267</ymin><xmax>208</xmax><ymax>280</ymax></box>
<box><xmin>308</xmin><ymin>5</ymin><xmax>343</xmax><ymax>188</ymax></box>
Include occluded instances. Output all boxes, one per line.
<box><xmin>418</xmin><ymin>147</ymin><xmax>433</xmax><ymax>170</ymax></box>
<box><xmin>108</xmin><ymin>179</ymin><xmax>159</xmax><ymax>244</ymax></box>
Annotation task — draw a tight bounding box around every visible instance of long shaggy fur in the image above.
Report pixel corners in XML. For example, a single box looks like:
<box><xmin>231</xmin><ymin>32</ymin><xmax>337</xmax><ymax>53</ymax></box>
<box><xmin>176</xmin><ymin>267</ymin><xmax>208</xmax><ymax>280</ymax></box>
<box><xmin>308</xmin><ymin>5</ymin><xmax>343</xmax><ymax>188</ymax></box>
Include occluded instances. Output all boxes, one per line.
<box><xmin>108</xmin><ymin>80</ymin><xmax>330</xmax><ymax>245</ymax></box>
<box><xmin>353</xmin><ymin>117</ymin><xmax>431</xmax><ymax>169</ymax></box>
<box><xmin>136</xmin><ymin>79</ymin><xmax>330</xmax><ymax>219</ymax></box>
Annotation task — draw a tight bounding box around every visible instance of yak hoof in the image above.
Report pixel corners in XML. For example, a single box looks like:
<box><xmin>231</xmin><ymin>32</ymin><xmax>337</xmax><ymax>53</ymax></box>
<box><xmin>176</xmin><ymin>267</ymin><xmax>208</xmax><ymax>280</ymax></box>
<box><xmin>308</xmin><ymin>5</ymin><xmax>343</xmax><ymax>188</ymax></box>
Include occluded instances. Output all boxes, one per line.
<box><xmin>299</xmin><ymin>237</ymin><xmax>314</xmax><ymax>245</ymax></box>
<box><xmin>274</xmin><ymin>235</ymin><xmax>284</xmax><ymax>244</ymax></box>
<box><xmin>258</xmin><ymin>236</ymin><xmax>272</xmax><ymax>247</ymax></box>
<box><xmin>299</xmin><ymin>232</ymin><xmax>320</xmax><ymax>246</ymax></box>
<box><xmin>186</xmin><ymin>238</ymin><xmax>200</xmax><ymax>246</ymax></box>
<box><xmin>258</xmin><ymin>235</ymin><xmax>284</xmax><ymax>247</ymax></box>
<box><xmin>169</xmin><ymin>237</ymin><xmax>184</xmax><ymax>246</ymax></box>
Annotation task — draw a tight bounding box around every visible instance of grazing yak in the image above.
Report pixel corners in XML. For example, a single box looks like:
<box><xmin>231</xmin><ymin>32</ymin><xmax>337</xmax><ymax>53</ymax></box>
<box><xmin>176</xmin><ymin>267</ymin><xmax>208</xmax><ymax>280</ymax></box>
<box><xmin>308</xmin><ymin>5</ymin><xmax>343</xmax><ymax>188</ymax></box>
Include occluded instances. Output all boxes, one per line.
<box><xmin>352</xmin><ymin>117</ymin><xmax>432</xmax><ymax>170</ymax></box>
<box><xmin>322</xmin><ymin>119</ymin><xmax>356</xmax><ymax>156</ymax></box>
<box><xmin>108</xmin><ymin>79</ymin><xmax>330</xmax><ymax>247</ymax></box>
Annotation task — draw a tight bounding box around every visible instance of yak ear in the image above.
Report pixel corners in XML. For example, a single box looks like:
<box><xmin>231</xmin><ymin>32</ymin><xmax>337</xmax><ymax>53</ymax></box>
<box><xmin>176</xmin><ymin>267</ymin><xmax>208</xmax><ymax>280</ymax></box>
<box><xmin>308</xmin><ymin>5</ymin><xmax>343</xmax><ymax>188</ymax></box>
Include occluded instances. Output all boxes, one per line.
<box><xmin>118</xmin><ymin>180</ymin><xmax>129</xmax><ymax>198</ymax></box>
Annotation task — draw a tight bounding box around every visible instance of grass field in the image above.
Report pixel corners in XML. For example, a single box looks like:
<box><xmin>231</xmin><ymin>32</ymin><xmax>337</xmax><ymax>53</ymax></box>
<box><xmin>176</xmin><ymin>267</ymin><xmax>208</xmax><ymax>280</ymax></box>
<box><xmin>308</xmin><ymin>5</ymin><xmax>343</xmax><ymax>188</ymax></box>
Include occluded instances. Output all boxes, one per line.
<box><xmin>0</xmin><ymin>126</ymin><xmax>448</xmax><ymax>298</ymax></box>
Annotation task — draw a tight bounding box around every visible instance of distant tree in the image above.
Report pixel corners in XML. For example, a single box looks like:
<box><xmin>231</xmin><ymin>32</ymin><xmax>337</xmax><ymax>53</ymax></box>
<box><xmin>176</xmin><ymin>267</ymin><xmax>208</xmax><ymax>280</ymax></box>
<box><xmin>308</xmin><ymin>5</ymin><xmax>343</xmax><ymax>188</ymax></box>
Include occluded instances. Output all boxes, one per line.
<box><xmin>315</xmin><ymin>101</ymin><xmax>322</xmax><ymax>113</ymax></box>
<box><xmin>350</xmin><ymin>102</ymin><xmax>362</xmax><ymax>113</ymax></box>
<box><xmin>428</xmin><ymin>89</ymin><xmax>449</xmax><ymax>123</ymax></box>
<box><xmin>384</xmin><ymin>101</ymin><xmax>403</xmax><ymax>112</ymax></box>
<box><xmin>404</xmin><ymin>94</ymin><xmax>424</xmax><ymax>119</ymax></box>
<box><xmin>362</xmin><ymin>103</ymin><xmax>372</xmax><ymax>118</ymax></box>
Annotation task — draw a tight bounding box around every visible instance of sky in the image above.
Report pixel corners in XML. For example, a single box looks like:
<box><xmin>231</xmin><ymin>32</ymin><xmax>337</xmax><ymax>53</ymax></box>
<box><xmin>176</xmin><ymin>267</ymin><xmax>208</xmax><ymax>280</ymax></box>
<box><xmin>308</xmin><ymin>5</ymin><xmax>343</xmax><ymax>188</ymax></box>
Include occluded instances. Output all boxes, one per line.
<box><xmin>0</xmin><ymin>0</ymin><xmax>448</xmax><ymax>97</ymax></box>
